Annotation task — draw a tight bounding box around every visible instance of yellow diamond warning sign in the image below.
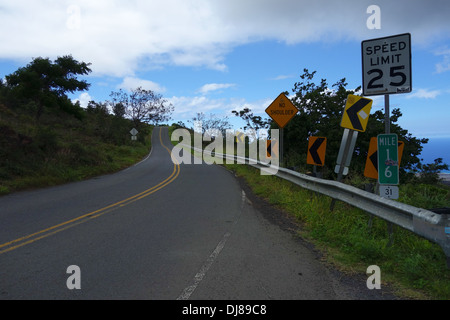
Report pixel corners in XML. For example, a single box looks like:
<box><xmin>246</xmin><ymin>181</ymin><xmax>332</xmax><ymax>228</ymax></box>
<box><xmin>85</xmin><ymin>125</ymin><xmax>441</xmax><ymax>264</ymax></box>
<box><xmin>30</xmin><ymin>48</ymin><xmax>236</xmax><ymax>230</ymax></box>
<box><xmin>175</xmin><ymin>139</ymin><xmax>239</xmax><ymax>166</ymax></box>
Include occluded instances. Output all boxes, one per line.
<box><xmin>265</xmin><ymin>93</ymin><xmax>298</xmax><ymax>128</ymax></box>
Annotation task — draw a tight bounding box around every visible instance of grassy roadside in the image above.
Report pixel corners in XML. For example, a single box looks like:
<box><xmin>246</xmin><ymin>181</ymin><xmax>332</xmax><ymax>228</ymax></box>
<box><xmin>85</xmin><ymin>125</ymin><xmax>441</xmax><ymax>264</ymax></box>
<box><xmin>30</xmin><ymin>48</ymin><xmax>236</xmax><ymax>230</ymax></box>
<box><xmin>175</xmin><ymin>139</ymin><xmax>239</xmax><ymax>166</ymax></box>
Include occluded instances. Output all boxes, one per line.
<box><xmin>0</xmin><ymin>108</ymin><xmax>153</xmax><ymax>195</ymax></box>
<box><xmin>224</xmin><ymin>163</ymin><xmax>450</xmax><ymax>300</ymax></box>
<box><xmin>1</xmin><ymin>138</ymin><xmax>152</xmax><ymax>195</ymax></box>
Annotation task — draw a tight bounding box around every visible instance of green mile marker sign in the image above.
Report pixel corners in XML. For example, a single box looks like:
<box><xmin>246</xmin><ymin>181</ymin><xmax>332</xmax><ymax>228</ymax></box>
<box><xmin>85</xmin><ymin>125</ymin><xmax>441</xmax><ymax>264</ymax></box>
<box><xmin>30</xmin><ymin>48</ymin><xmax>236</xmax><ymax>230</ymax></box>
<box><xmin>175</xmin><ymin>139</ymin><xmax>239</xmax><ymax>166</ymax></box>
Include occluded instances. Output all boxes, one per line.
<box><xmin>377</xmin><ymin>134</ymin><xmax>399</xmax><ymax>185</ymax></box>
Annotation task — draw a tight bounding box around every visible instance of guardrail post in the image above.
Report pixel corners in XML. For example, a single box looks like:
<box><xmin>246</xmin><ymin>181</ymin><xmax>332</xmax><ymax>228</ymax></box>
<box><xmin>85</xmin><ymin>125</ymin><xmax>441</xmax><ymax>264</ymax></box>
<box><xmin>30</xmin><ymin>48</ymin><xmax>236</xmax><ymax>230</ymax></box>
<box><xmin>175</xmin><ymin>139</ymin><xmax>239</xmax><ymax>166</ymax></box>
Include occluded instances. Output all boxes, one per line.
<box><xmin>365</xmin><ymin>183</ymin><xmax>375</xmax><ymax>231</ymax></box>
<box><xmin>435</xmin><ymin>210</ymin><xmax>450</xmax><ymax>268</ymax></box>
<box><xmin>435</xmin><ymin>209</ymin><xmax>449</xmax><ymax>268</ymax></box>
<box><xmin>413</xmin><ymin>208</ymin><xmax>450</xmax><ymax>268</ymax></box>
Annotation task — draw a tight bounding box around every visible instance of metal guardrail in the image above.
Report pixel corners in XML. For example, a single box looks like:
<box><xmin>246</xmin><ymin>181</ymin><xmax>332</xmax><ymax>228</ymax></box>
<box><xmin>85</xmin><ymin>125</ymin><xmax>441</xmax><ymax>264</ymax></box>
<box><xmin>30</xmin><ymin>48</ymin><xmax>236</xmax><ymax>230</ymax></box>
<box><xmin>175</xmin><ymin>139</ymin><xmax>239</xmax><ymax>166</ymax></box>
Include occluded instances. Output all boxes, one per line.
<box><xmin>185</xmin><ymin>145</ymin><xmax>450</xmax><ymax>267</ymax></box>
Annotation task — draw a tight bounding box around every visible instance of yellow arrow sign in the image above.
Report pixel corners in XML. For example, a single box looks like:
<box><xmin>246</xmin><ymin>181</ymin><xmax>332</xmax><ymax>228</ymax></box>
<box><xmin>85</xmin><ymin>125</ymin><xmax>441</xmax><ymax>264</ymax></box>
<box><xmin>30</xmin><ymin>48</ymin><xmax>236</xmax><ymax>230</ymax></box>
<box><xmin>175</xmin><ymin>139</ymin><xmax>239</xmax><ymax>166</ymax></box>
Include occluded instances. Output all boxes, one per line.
<box><xmin>341</xmin><ymin>95</ymin><xmax>373</xmax><ymax>132</ymax></box>
<box><xmin>235</xmin><ymin>131</ymin><xmax>245</xmax><ymax>143</ymax></box>
<box><xmin>266</xmin><ymin>140</ymin><xmax>279</xmax><ymax>159</ymax></box>
<box><xmin>307</xmin><ymin>137</ymin><xmax>327</xmax><ymax>166</ymax></box>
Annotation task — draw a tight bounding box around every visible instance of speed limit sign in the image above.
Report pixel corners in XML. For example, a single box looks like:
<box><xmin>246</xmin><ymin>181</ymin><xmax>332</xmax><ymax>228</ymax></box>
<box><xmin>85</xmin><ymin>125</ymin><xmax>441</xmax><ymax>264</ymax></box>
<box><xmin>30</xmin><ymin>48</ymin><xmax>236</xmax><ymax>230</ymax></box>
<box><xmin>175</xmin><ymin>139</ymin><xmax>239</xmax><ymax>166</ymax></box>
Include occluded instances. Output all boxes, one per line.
<box><xmin>362</xmin><ymin>33</ymin><xmax>411</xmax><ymax>96</ymax></box>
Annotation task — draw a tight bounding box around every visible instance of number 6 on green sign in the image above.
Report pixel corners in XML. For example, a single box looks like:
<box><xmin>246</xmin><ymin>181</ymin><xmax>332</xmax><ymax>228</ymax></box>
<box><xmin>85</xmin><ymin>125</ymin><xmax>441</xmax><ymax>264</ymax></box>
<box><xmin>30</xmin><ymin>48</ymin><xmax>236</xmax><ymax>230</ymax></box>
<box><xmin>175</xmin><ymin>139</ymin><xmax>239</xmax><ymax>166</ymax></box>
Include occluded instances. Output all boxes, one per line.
<box><xmin>385</xmin><ymin>166</ymin><xmax>392</xmax><ymax>178</ymax></box>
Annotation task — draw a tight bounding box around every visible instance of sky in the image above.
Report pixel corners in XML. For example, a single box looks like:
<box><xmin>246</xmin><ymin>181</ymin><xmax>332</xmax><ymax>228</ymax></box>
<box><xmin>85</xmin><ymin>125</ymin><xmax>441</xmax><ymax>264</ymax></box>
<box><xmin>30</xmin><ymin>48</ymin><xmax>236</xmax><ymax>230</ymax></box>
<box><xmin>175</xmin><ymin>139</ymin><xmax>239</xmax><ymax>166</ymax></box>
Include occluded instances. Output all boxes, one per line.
<box><xmin>0</xmin><ymin>0</ymin><xmax>449</xmax><ymax>161</ymax></box>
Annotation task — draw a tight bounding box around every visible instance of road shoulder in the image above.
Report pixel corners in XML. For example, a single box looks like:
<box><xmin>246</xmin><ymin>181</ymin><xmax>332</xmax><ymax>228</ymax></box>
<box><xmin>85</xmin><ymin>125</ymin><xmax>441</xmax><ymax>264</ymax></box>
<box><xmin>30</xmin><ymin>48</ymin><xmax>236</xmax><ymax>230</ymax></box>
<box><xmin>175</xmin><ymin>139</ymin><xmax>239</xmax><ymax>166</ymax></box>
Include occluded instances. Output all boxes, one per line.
<box><xmin>232</xmin><ymin>170</ymin><xmax>402</xmax><ymax>300</ymax></box>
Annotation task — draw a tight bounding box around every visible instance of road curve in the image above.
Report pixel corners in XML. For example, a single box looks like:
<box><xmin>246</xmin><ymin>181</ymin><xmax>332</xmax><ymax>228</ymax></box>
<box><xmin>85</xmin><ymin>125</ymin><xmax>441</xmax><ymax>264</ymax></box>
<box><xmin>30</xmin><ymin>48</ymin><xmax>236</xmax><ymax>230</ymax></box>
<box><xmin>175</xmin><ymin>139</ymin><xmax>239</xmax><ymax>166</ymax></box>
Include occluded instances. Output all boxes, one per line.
<box><xmin>0</xmin><ymin>127</ymin><xmax>396</xmax><ymax>300</ymax></box>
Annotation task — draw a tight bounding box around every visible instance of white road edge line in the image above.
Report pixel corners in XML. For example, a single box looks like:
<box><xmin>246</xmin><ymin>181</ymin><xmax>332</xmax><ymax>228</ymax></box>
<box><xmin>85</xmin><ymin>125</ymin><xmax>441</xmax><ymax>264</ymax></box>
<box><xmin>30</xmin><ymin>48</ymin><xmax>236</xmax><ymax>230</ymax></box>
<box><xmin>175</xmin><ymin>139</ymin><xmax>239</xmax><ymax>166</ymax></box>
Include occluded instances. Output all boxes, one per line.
<box><xmin>134</xmin><ymin>148</ymin><xmax>152</xmax><ymax>166</ymax></box>
<box><xmin>122</xmin><ymin>142</ymin><xmax>153</xmax><ymax>172</ymax></box>
<box><xmin>177</xmin><ymin>232</ymin><xmax>231</xmax><ymax>300</ymax></box>
<box><xmin>177</xmin><ymin>185</ymin><xmax>246</xmax><ymax>299</ymax></box>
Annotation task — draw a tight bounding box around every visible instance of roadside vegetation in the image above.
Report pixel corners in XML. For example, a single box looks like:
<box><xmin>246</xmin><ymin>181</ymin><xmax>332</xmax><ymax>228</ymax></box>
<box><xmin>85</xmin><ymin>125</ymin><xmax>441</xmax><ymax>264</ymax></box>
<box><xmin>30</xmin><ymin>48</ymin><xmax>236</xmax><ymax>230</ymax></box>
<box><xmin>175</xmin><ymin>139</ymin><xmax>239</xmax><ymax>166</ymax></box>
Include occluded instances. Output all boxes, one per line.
<box><xmin>173</xmin><ymin>68</ymin><xmax>450</xmax><ymax>299</ymax></box>
<box><xmin>225</xmin><ymin>163</ymin><xmax>450</xmax><ymax>300</ymax></box>
<box><xmin>0</xmin><ymin>55</ymin><xmax>172</xmax><ymax>195</ymax></box>
<box><xmin>0</xmin><ymin>101</ymin><xmax>153</xmax><ymax>194</ymax></box>
<box><xmin>169</xmin><ymin>123</ymin><xmax>450</xmax><ymax>299</ymax></box>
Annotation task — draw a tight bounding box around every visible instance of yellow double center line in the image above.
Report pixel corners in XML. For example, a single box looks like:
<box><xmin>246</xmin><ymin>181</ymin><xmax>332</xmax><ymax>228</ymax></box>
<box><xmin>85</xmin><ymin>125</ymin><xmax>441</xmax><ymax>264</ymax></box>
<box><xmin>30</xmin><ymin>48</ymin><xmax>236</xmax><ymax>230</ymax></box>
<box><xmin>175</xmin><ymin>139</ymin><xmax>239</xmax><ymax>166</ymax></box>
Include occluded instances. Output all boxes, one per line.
<box><xmin>0</xmin><ymin>127</ymin><xmax>180</xmax><ymax>255</ymax></box>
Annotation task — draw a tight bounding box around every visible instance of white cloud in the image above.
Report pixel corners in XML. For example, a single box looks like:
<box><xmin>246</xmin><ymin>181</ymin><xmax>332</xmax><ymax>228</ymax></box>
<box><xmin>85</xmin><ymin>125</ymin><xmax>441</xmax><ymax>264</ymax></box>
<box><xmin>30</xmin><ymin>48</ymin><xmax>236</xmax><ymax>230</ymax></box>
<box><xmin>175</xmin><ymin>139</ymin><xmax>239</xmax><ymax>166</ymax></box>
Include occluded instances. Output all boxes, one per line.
<box><xmin>117</xmin><ymin>77</ymin><xmax>166</xmax><ymax>93</ymax></box>
<box><xmin>0</xmin><ymin>0</ymin><xmax>449</xmax><ymax>77</ymax></box>
<box><xmin>228</xmin><ymin>98</ymin><xmax>274</xmax><ymax>117</ymax></box>
<box><xmin>270</xmin><ymin>75</ymin><xmax>295</xmax><ymax>81</ymax></box>
<box><xmin>168</xmin><ymin>95</ymin><xmax>272</xmax><ymax>125</ymax></box>
<box><xmin>435</xmin><ymin>48</ymin><xmax>450</xmax><ymax>74</ymax></box>
<box><xmin>198</xmin><ymin>83</ymin><xmax>236</xmax><ymax>94</ymax></box>
<box><xmin>168</xmin><ymin>96</ymin><xmax>228</xmax><ymax>120</ymax></box>
<box><xmin>406</xmin><ymin>88</ymin><xmax>441</xmax><ymax>99</ymax></box>
<box><xmin>72</xmin><ymin>92</ymin><xmax>92</xmax><ymax>108</ymax></box>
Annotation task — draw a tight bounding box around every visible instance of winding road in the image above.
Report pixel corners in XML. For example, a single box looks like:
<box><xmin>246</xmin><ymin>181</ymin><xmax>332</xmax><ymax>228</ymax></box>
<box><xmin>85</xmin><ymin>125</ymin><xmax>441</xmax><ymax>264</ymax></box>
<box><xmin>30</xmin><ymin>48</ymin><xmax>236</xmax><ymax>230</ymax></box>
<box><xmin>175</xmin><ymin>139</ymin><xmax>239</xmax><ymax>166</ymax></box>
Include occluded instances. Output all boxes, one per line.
<box><xmin>0</xmin><ymin>127</ymin><xmax>396</xmax><ymax>300</ymax></box>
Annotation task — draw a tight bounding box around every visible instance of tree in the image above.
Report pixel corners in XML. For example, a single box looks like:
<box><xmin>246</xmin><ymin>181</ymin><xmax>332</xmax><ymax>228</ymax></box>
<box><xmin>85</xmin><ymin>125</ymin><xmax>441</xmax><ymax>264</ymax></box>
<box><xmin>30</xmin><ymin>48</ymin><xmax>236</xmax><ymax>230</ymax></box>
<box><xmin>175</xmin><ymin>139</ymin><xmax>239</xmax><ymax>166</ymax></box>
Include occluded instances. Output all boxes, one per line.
<box><xmin>278</xmin><ymin>69</ymin><xmax>356</xmax><ymax>173</ymax></box>
<box><xmin>5</xmin><ymin>55</ymin><xmax>91</xmax><ymax>120</ymax></box>
<box><xmin>188</xmin><ymin>112</ymin><xmax>231</xmax><ymax>138</ymax></box>
<box><xmin>231</xmin><ymin>107</ymin><xmax>270</xmax><ymax>140</ymax></box>
<box><xmin>415</xmin><ymin>158</ymin><xmax>449</xmax><ymax>184</ymax></box>
<box><xmin>109</xmin><ymin>87</ymin><xmax>173</xmax><ymax>127</ymax></box>
<box><xmin>85</xmin><ymin>100</ymin><xmax>113</xmax><ymax>141</ymax></box>
<box><xmin>112</xmin><ymin>102</ymin><xmax>126</xmax><ymax>119</ymax></box>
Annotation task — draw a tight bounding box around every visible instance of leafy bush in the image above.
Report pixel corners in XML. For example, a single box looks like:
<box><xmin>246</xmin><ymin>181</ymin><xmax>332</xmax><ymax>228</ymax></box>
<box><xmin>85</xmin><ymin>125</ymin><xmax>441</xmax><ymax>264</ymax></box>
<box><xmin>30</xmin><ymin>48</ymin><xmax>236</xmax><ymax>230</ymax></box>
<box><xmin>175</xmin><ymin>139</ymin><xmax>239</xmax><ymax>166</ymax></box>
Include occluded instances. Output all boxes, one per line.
<box><xmin>414</xmin><ymin>158</ymin><xmax>449</xmax><ymax>185</ymax></box>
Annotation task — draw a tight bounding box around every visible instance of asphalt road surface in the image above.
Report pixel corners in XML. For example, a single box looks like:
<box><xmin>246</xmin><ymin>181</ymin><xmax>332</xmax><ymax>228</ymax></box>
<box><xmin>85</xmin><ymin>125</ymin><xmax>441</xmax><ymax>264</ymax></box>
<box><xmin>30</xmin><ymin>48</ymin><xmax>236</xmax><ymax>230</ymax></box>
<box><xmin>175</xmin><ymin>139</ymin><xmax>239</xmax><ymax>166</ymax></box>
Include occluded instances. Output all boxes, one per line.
<box><xmin>0</xmin><ymin>127</ymin><xmax>398</xmax><ymax>300</ymax></box>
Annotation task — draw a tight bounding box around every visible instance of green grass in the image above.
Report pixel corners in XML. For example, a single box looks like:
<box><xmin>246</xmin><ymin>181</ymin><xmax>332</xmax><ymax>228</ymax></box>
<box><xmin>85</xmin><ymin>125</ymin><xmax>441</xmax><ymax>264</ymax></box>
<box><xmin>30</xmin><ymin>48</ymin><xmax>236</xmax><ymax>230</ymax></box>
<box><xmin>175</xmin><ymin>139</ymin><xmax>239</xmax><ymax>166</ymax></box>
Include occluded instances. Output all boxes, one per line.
<box><xmin>399</xmin><ymin>183</ymin><xmax>450</xmax><ymax>208</ymax></box>
<box><xmin>225</xmin><ymin>163</ymin><xmax>450</xmax><ymax>300</ymax></box>
<box><xmin>0</xmin><ymin>109</ymin><xmax>153</xmax><ymax>195</ymax></box>
<box><xmin>1</xmin><ymin>140</ymin><xmax>151</xmax><ymax>195</ymax></box>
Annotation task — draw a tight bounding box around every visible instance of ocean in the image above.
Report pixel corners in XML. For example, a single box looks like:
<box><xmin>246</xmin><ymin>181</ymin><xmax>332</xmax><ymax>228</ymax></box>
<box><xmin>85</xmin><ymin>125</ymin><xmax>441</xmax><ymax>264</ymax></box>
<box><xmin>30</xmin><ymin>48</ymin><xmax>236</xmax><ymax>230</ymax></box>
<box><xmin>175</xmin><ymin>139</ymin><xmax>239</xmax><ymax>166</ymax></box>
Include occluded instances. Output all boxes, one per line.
<box><xmin>419</xmin><ymin>136</ymin><xmax>450</xmax><ymax>174</ymax></box>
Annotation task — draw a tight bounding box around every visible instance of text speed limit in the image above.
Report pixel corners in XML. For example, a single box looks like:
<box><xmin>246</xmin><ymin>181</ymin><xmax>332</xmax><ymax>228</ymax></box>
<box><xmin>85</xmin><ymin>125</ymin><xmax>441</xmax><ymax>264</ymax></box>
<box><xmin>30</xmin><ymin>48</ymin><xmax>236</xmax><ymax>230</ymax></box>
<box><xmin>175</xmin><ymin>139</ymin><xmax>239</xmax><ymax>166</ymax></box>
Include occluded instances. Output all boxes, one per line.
<box><xmin>362</xmin><ymin>33</ymin><xmax>411</xmax><ymax>96</ymax></box>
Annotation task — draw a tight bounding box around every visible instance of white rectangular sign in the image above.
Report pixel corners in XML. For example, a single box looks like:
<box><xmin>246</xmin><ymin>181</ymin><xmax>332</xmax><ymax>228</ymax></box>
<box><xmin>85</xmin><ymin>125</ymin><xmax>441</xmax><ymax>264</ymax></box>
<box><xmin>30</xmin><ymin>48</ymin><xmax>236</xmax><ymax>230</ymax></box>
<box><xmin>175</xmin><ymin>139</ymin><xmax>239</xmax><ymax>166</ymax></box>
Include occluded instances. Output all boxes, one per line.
<box><xmin>362</xmin><ymin>33</ymin><xmax>411</xmax><ymax>96</ymax></box>
<box><xmin>379</xmin><ymin>185</ymin><xmax>399</xmax><ymax>200</ymax></box>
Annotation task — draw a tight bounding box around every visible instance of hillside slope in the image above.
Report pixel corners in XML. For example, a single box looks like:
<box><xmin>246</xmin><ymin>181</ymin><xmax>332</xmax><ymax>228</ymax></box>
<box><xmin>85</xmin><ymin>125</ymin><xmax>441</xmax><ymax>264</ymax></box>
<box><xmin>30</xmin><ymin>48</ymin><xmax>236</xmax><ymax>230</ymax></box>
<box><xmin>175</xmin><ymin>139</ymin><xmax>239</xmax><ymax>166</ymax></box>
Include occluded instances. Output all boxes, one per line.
<box><xmin>0</xmin><ymin>103</ymin><xmax>152</xmax><ymax>195</ymax></box>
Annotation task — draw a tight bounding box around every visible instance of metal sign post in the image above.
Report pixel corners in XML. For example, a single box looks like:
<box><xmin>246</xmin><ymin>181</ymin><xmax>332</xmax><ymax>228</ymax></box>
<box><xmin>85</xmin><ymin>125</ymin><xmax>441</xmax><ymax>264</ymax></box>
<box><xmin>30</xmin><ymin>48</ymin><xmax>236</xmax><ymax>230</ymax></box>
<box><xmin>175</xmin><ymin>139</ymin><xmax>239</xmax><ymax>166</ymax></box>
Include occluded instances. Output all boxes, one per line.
<box><xmin>280</xmin><ymin>128</ymin><xmax>284</xmax><ymax>166</ymax></box>
<box><xmin>330</xmin><ymin>128</ymin><xmax>358</xmax><ymax>211</ymax></box>
<box><xmin>334</xmin><ymin>129</ymin><xmax>358</xmax><ymax>178</ymax></box>
<box><xmin>384</xmin><ymin>94</ymin><xmax>390</xmax><ymax>134</ymax></box>
<box><xmin>362</xmin><ymin>33</ymin><xmax>412</xmax><ymax>245</ymax></box>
